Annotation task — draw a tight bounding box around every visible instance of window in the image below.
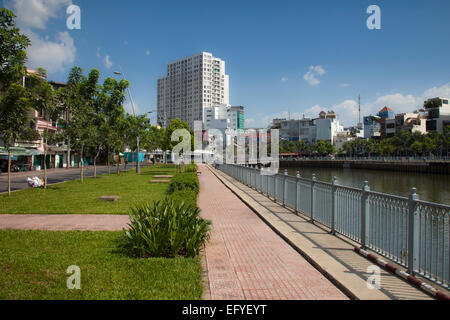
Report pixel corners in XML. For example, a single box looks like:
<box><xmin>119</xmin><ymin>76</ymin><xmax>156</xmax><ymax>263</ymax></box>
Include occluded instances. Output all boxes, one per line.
<box><xmin>443</xmin><ymin>99</ymin><xmax>449</xmax><ymax>105</ymax></box>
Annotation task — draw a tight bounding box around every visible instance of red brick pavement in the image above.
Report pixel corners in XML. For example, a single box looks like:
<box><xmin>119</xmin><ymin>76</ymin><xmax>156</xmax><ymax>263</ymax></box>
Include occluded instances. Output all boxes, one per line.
<box><xmin>0</xmin><ymin>214</ymin><xmax>130</xmax><ymax>231</ymax></box>
<box><xmin>197</xmin><ymin>165</ymin><xmax>347</xmax><ymax>300</ymax></box>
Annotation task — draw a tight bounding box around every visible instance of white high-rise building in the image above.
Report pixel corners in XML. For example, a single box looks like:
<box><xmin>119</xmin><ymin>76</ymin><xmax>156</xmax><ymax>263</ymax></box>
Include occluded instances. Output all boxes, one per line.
<box><xmin>157</xmin><ymin>52</ymin><xmax>229</xmax><ymax>129</ymax></box>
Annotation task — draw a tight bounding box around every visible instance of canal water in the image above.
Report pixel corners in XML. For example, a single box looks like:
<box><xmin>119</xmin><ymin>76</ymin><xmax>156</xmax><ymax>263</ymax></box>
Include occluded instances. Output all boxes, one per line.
<box><xmin>283</xmin><ymin>167</ymin><xmax>450</xmax><ymax>205</ymax></box>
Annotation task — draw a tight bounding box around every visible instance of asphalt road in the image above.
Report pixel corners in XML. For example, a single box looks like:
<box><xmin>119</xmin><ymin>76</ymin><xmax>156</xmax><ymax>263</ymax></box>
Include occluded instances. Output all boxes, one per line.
<box><xmin>0</xmin><ymin>164</ymin><xmax>134</xmax><ymax>193</ymax></box>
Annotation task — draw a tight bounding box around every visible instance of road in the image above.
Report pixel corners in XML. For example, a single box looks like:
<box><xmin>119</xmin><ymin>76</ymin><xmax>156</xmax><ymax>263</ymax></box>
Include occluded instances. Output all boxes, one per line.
<box><xmin>0</xmin><ymin>164</ymin><xmax>134</xmax><ymax>193</ymax></box>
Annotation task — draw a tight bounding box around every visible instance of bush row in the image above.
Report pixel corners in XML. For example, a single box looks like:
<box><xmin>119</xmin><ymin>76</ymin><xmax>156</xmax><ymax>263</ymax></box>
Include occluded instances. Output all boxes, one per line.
<box><xmin>167</xmin><ymin>172</ymin><xmax>199</xmax><ymax>195</ymax></box>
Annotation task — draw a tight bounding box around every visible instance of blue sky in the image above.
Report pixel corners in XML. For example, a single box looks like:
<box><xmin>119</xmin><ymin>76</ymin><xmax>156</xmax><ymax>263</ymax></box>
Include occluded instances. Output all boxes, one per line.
<box><xmin>3</xmin><ymin>0</ymin><xmax>450</xmax><ymax>127</ymax></box>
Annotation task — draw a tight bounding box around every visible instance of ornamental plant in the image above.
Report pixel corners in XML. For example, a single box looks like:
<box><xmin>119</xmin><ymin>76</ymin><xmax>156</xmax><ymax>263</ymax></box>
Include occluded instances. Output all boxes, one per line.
<box><xmin>123</xmin><ymin>198</ymin><xmax>210</xmax><ymax>258</ymax></box>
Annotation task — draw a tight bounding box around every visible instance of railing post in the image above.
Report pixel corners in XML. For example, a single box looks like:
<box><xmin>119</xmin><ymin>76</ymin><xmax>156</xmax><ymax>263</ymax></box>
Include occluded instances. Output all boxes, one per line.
<box><xmin>407</xmin><ymin>187</ymin><xmax>420</xmax><ymax>276</ymax></box>
<box><xmin>361</xmin><ymin>181</ymin><xmax>370</xmax><ymax>249</ymax></box>
<box><xmin>331</xmin><ymin>176</ymin><xmax>337</xmax><ymax>235</ymax></box>
<box><xmin>283</xmin><ymin>169</ymin><xmax>288</xmax><ymax>206</ymax></box>
<box><xmin>274</xmin><ymin>174</ymin><xmax>278</xmax><ymax>201</ymax></box>
<box><xmin>295</xmin><ymin>171</ymin><xmax>300</xmax><ymax>213</ymax></box>
<box><xmin>310</xmin><ymin>174</ymin><xmax>316</xmax><ymax>222</ymax></box>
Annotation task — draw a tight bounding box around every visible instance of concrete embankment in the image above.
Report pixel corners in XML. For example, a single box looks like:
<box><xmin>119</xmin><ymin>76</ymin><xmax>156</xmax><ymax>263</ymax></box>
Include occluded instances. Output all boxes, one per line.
<box><xmin>280</xmin><ymin>160</ymin><xmax>450</xmax><ymax>174</ymax></box>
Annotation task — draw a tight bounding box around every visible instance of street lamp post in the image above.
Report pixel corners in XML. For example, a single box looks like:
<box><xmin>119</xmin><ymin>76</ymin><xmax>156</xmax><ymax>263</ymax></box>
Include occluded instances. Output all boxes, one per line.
<box><xmin>145</xmin><ymin>110</ymin><xmax>156</xmax><ymax>166</ymax></box>
<box><xmin>113</xmin><ymin>69</ymin><xmax>141</xmax><ymax>173</ymax></box>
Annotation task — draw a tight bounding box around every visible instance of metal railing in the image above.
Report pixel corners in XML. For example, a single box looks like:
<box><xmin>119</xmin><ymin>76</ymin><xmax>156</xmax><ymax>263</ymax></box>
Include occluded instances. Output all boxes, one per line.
<box><xmin>217</xmin><ymin>163</ymin><xmax>450</xmax><ymax>289</ymax></box>
<box><xmin>281</xmin><ymin>155</ymin><xmax>450</xmax><ymax>162</ymax></box>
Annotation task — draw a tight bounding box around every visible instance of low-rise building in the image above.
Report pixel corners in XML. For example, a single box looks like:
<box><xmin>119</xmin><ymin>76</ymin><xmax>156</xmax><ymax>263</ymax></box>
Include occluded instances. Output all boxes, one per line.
<box><xmin>395</xmin><ymin>113</ymin><xmax>427</xmax><ymax>134</ymax></box>
<box><xmin>424</xmin><ymin>97</ymin><xmax>450</xmax><ymax>133</ymax></box>
<box><xmin>275</xmin><ymin>111</ymin><xmax>344</xmax><ymax>145</ymax></box>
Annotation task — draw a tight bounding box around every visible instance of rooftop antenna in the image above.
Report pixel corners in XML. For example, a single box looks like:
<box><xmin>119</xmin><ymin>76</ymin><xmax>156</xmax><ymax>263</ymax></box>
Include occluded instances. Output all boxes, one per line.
<box><xmin>358</xmin><ymin>94</ymin><xmax>361</xmax><ymax>125</ymax></box>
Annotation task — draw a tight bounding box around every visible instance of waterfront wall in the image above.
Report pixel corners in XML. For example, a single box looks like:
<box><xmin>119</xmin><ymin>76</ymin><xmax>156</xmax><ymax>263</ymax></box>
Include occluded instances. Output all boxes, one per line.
<box><xmin>280</xmin><ymin>160</ymin><xmax>450</xmax><ymax>174</ymax></box>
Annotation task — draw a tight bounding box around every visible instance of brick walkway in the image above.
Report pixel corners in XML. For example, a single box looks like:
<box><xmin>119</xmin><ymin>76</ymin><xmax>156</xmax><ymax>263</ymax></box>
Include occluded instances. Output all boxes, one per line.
<box><xmin>197</xmin><ymin>165</ymin><xmax>347</xmax><ymax>300</ymax></box>
<box><xmin>0</xmin><ymin>214</ymin><xmax>130</xmax><ymax>231</ymax></box>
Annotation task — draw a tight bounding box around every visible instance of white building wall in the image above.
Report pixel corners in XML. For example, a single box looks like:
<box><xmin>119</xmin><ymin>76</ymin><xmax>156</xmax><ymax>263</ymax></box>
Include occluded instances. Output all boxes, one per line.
<box><xmin>157</xmin><ymin>52</ymin><xmax>229</xmax><ymax>129</ymax></box>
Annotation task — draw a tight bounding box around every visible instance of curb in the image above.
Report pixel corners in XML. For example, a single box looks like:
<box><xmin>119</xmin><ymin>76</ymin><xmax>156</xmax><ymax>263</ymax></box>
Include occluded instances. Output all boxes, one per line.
<box><xmin>353</xmin><ymin>246</ymin><xmax>450</xmax><ymax>300</ymax></box>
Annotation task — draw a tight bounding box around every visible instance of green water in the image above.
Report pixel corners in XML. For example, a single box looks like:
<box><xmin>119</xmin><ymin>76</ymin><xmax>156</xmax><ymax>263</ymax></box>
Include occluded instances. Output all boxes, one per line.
<box><xmin>283</xmin><ymin>167</ymin><xmax>450</xmax><ymax>205</ymax></box>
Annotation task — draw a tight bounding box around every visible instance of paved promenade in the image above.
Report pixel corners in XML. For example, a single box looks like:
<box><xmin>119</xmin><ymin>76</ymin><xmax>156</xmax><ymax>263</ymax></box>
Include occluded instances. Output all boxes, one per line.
<box><xmin>197</xmin><ymin>165</ymin><xmax>347</xmax><ymax>300</ymax></box>
<box><xmin>0</xmin><ymin>214</ymin><xmax>130</xmax><ymax>231</ymax></box>
<box><xmin>210</xmin><ymin>165</ymin><xmax>434</xmax><ymax>300</ymax></box>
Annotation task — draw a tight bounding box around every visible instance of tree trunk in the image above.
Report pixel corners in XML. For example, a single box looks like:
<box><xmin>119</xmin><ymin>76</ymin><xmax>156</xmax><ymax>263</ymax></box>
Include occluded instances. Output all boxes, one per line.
<box><xmin>7</xmin><ymin>151</ymin><xmax>11</xmax><ymax>198</ymax></box>
<box><xmin>107</xmin><ymin>148</ymin><xmax>110</xmax><ymax>175</ymax></box>
<box><xmin>66</xmin><ymin>138</ymin><xmax>71</xmax><ymax>169</ymax></box>
<box><xmin>116</xmin><ymin>151</ymin><xmax>120</xmax><ymax>175</ymax></box>
<box><xmin>80</xmin><ymin>144</ymin><xmax>84</xmax><ymax>183</ymax></box>
<box><xmin>94</xmin><ymin>147</ymin><xmax>100</xmax><ymax>178</ymax></box>
<box><xmin>44</xmin><ymin>140</ymin><xmax>47</xmax><ymax>189</ymax></box>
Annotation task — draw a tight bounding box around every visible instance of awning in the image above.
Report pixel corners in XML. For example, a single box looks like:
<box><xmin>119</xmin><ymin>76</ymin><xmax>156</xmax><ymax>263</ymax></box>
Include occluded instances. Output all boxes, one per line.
<box><xmin>0</xmin><ymin>147</ymin><xmax>43</xmax><ymax>156</ymax></box>
<box><xmin>0</xmin><ymin>147</ymin><xmax>30</xmax><ymax>156</ymax></box>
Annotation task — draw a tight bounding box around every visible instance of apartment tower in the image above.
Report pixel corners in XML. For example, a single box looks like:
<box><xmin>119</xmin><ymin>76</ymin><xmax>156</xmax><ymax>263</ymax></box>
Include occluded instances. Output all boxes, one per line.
<box><xmin>157</xmin><ymin>52</ymin><xmax>229</xmax><ymax>129</ymax></box>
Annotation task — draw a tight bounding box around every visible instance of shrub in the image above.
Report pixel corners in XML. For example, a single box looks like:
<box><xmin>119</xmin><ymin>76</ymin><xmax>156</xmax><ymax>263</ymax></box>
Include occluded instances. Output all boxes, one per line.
<box><xmin>167</xmin><ymin>172</ymin><xmax>199</xmax><ymax>194</ymax></box>
<box><xmin>184</xmin><ymin>163</ymin><xmax>197</xmax><ymax>173</ymax></box>
<box><xmin>124</xmin><ymin>198</ymin><xmax>211</xmax><ymax>258</ymax></box>
<box><xmin>169</xmin><ymin>189</ymin><xmax>197</xmax><ymax>208</ymax></box>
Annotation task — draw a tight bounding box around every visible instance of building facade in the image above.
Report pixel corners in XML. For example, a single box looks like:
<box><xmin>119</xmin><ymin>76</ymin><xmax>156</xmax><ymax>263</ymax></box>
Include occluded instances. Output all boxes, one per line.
<box><xmin>157</xmin><ymin>52</ymin><xmax>229</xmax><ymax>129</ymax></box>
<box><xmin>276</xmin><ymin>111</ymin><xmax>343</xmax><ymax>145</ymax></box>
<box><xmin>424</xmin><ymin>97</ymin><xmax>450</xmax><ymax>133</ymax></box>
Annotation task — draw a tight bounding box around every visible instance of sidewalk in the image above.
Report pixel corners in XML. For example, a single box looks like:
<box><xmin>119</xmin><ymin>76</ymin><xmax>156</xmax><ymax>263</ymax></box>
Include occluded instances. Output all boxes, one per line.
<box><xmin>197</xmin><ymin>164</ymin><xmax>347</xmax><ymax>300</ymax></box>
<box><xmin>0</xmin><ymin>214</ymin><xmax>130</xmax><ymax>231</ymax></box>
<box><xmin>210</xmin><ymin>165</ymin><xmax>433</xmax><ymax>300</ymax></box>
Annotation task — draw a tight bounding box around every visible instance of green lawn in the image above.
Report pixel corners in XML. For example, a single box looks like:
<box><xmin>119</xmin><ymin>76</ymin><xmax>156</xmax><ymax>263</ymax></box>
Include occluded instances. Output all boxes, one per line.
<box><xmin>0</xmin><ymin>165</ymin><xmax>177</xmax><ymax>214</ymax></box>
<box><xmin>0</xmin><ymin>230</ymin><xmax>203</xmax><ymax>300</ymax></box>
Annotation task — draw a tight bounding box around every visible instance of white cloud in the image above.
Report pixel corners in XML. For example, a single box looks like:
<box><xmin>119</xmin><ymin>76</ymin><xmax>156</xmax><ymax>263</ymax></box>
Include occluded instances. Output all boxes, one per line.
<box><xmin>303</xmin><ymin>65</ymin><xmax>326</xmax><ymax>86</ymax></box>
<box><xmin>25</xmin><ymin>30</ymin><xmax>76</xmax><ymax>73</ymax></box>
<box><xmin>124</xmin><ymin>40</ymin><xmax>128</xmax><ymax>45</ymax></box>
<box><xmin>96</xmin><ymin>48</ymin><xmax>101</xmax><ymax>57</ymax></box>
<box><xmin>145</xmin><ymin>49</ymin><xmax>151</xmax><ymax>56</ymax></box>
<box><xmin>104</xmin><ymin>55</ymin><xmax>113</xmax><ymax>69</ymax></box>
<box><xmin>5</xmin><ymin>0</ymin><xmax>76</xmax><ymax>74</ymax></box>
<box><xmin>5</xmin><ymin>0</ymin><xmax>72</xmax><ymax>30</ymax></box>
<box><xmin>281</xmin><ymin>76</ymin><xmax>288</xmax><ymax>82</ymax></box>
<box><xmin>423</xmin><ymin>83</ymin><xmax>450</xmax><ymax>99</ymax></box>
<box><xmin>340</xmin><ymin>83</ymin><xmax>350</xmax><ymax>87</ymax></box>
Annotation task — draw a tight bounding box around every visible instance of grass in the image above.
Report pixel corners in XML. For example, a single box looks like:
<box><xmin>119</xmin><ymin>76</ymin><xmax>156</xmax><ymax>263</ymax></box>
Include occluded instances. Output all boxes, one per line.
<box><xmin>0</xmin><ymin>229</ymin><xmax>203</xmax><ymax>300</ymax></box>
<box><xmin>0</xmin><ymin>165</ymin><xmax>178</xmax><ymax>214</ymax></box>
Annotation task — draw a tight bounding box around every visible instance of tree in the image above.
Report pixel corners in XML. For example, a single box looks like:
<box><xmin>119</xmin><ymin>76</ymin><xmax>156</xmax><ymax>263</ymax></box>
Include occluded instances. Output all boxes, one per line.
<box><xmin>0</xmin><ymin>83</ymin><xmax>39</xmax><ymax>196</ymax></box>
<box><xmin>26</xmin><ymin>70</ymin><xmax>56</xmax><ymax>188</ymax></box>
<box><xmin>57</xmin><ymin>67</ymin><xmax>100</xmax><ymax>182</ymax></box>
<box><xmin>313</xmin><ymin>140</ymin><xmax>334</xmax><ymax>155</ymax></box>
<box><xmin>56</xmin><ymin>66</ymin><xmax>85</xmax><ymax>170</ymax></box>
<box><xmin>0</xmin><ymin>9</ymin><xmax>29</xmax><ymax>87</ymax></box>
<box><xmin>162</xmin><ymin>118</ymin><xmax>192</xmax><ymax>163</ymax></box>
<box><xmin>279</xmin><ymin>140</ymin><xmax>295</xmax><ymax>153</ymax></box>
<box><xmin>0</xmin><ymin>9</ymin><xmax>36</xmax><ymax>197</ymax></box>
<box><xmin>294</xmin><ymin>140</ymin><xmax>309</xmax><ymax>155</ymax></box>
<box><xmin>97</xmin><ymin>77</ymin><xmax>128</xmax><ymax>174</ymax></box>
<box><xmin>410</xmin><ymin>141</ymin><xmax>423</xmax><ymax>155</ymax></box>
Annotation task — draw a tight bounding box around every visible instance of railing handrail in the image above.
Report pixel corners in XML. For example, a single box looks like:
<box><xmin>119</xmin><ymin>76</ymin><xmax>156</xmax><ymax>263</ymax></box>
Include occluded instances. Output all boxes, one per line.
<box><xmin>217</xmin><ymin>163</ymin><xmax>450</xmax><ymax>289</ymax></box>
